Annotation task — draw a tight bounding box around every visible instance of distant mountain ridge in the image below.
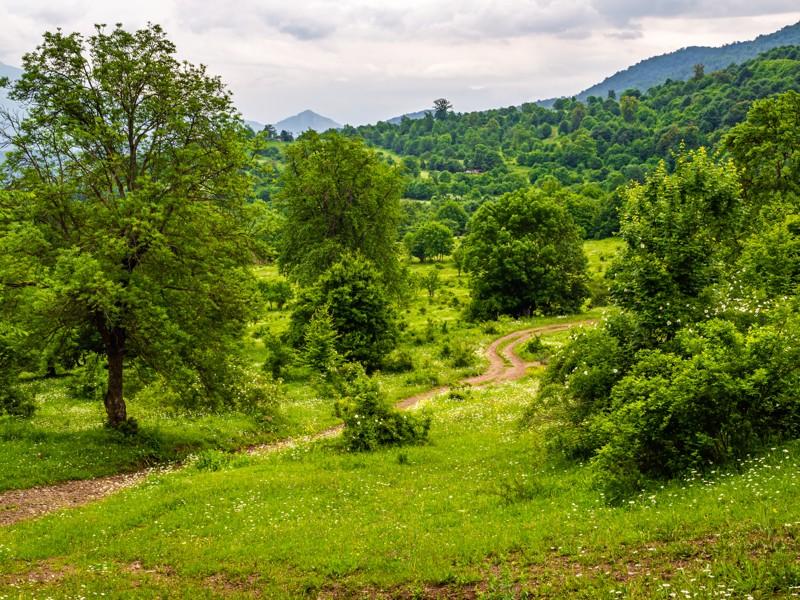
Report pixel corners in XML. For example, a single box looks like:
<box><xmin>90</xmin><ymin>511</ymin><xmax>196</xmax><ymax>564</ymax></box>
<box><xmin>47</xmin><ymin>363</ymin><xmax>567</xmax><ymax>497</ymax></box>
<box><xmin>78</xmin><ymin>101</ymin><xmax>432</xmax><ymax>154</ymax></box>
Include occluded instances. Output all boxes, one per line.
<box><xmin>0</xmin><ymin>62</ymin><xmax>23</xmax><ymax>112</ymax></box>
<box><xmin>386</xmin><ymin>110</ymin><xmax>430</xmax><ymax>124</ymax></box>
<box><xmin>274</xmin><ymin>110</ymin><xmax>341</xmax><ymax>137</ymax></box>
<box><xmin>538</xmin><ymin>20</ymin><xmax>800</xmax><ymax>106</ymax></box>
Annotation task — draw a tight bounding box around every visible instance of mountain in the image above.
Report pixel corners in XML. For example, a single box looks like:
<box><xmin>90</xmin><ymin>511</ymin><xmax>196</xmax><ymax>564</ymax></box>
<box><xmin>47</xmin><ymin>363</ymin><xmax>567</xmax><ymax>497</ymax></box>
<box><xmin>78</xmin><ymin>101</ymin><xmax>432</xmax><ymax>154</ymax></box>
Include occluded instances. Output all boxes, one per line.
<box><xmin>386</xmin><ymin>110</ymin><xmax>430</xmax><ymax>125</ymax></box>
<box><xmin>539</xmin><ymin>20</ymin><xmax>800</xmax><ymax>106</ymax></box>
<box><xmin>0</xmin><ymin>61</ymin><xmax>23</xmax><ymax>112</ymax></box>
<box><xmin>244</xmin><ymin>119</ymin><xmax>266</xmax><ymax>132</ymax></box>
<box><xmin>274</xmin><ymin>110</ymin><xmax>341</xmax><ymax>138</ymax></box>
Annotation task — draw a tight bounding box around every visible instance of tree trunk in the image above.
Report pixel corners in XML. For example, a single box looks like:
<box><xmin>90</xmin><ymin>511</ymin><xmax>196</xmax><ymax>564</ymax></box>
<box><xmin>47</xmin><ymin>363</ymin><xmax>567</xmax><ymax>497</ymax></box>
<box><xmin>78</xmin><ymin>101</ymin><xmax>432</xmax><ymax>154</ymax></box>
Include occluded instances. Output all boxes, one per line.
<box><xmin>96</xmin><ymin>316</ymin><xmax>127</xmax><ymax>428</ymax></box>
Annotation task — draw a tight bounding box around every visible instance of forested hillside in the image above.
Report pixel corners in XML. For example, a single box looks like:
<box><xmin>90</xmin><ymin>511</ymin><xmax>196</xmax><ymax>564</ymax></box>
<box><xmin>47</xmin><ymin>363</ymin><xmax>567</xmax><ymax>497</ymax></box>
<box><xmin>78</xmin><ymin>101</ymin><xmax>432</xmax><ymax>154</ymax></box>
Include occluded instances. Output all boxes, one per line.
<box><xmin>569</xmin><ymin>20</ymin><xmax>800</xmax><ymax>103</ymax></box>
<box><xmin>333</xmin><ymin>47</ymin><xmax>800</xmax><ymax>240</ymax></box>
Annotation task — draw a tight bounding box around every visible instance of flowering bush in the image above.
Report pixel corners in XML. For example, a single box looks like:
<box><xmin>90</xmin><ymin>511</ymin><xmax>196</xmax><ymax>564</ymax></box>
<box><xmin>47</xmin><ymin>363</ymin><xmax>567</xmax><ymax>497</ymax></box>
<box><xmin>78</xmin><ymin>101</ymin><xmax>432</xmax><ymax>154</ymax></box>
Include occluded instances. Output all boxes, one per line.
<box><xmin>334</xmin><ymin>367</ymin><xmax>430</xmax><ymax>451</ymax></box>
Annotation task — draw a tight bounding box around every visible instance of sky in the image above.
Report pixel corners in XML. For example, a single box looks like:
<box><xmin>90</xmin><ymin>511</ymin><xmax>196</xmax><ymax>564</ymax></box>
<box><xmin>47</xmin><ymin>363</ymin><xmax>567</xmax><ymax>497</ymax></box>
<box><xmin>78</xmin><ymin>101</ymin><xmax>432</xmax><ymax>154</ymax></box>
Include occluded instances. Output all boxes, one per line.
<box><xmin>1</xmin><ymin>1</ymin><xmax>799</xmax><ymax>127</ymax></box>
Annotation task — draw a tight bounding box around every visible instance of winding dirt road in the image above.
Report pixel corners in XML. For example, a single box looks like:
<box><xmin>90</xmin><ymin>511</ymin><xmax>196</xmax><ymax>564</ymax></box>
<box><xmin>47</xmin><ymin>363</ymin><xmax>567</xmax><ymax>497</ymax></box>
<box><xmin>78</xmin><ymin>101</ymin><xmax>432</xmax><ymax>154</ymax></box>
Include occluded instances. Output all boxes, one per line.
<box><xmin>0</xmin><ymin>321</ymin><xmax>590</xmax><ymax>527</ymax></box>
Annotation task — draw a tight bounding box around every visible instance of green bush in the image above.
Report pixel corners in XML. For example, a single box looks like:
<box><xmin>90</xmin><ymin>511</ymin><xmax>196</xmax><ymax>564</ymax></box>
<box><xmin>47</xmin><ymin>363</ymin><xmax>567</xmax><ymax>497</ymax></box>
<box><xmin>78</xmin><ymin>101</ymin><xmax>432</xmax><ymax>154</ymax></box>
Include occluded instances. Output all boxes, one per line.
<box><xmin>382</xmin><ymin>349</ymin><xmax>415</xmax><ymax>373</ymax></box>
<box><xmin>334</xmin><ymin>368</ymin><xmax>431</xmax><ymax>452</ymax></box>
<box><xmin>439</xmin><ymin>339</ymin><xmax>477</xmax><ymax>368</ymax></box>
<box><xmin>539</xmin><ymin>314</ymin><xmax>800</xmax><ymax>500</ymax></box>
<box><xmin>0</xmin><ymin>380</ymin><xmax>35</xmax><ymax>418</ymax></box>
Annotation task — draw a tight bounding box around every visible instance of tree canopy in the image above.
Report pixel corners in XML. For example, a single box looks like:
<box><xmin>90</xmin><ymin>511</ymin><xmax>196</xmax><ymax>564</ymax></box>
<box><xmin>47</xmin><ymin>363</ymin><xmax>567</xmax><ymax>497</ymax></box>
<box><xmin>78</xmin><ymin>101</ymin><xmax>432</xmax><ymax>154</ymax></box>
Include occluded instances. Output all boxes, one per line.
<box><xmin>462</xmin><ymin>189</ymin><xmax>588</xmax><ymax>318</ymax></box>
<box><xmin>276</xmin><ymin>131</ymin><xmax>405</xmax><ymax>293</ymax></box>
<box><xmin>532</xmin><ymin>97</ymin><xmax>800</xmax><ymax>498</ymax></box>
<box><xmin>0</xmin><ymin>24</ymin><xmax>259</xmax><ymax>427</ymax></box>
<box><xmin>287</xmin><ymin>254</ymin><xmax>398</xmax><ymax>372</ymax></box>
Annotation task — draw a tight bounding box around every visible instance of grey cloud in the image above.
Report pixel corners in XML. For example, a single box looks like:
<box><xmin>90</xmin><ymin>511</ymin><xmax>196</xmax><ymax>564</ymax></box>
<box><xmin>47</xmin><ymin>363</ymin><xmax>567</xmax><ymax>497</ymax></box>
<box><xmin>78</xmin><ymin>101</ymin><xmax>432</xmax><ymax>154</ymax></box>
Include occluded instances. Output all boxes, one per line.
<box><xmin>176</xmin><ymin>0</ymin><xmax>343</xmax><ymax>40</ymax></box>
<box><xmin>591</xmin><ymin>0</ymin><xmax>800</xmax><ymax>26</ymax></box>
<box><xmin>277</xmin><ymin>21</ymin><xmax>335</xmax><ymax>41</ymax></box>
<box><xmin>178</xmin><ymin>0</ymin><xmax>602</xmax><ymax>43</ymax></box>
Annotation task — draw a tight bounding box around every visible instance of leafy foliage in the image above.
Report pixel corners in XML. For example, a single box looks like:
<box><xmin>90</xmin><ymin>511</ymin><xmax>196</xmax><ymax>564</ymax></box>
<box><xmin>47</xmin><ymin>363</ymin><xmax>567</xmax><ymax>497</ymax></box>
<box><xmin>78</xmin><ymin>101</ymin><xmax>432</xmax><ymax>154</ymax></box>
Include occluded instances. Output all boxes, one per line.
<box><xmin>334</xmin><ymin>367</ymin><xmax>431</xmax><ymax>451</ymax></box>
<box><xmin>353</xmin><ymin>48</ymin><xmax>800</xmax><ymax>240</ymax></box>
<box><xmin>404</xmin><ymin>221</ymin><xmax>454</xmax><ymax>262</ymax></box>
<box><xmin>288</xmin><ymin>254</ymin><xmax>398</xmax><ymax>372</ymax></box>
<box><xmin>609</xmin><ymin>149</ymin><xmax>745</xmax><ymax>342</ymax></box>
<box><xmin>258</xmin><ymin>279</ymin><xmax>294</xmax><ymax>310</ymax></box>
<box><xmin>0</xmin><ymin>24</ymin><xmax>258</xmax><ymax>427</ymax></box>
<box><xmin>462</xmin><ymin>189</ymin><xmax>589</xmax><ymax>319</ymax></box>
<box><xmin>533</xmin><ymin>94</ymin><xmax>800</xmax><ymax>498</ymax></box>
<box><xmin>277</xmin><ymin>131</ymin><xmax>405</xmax><ymax>293</ymax></box>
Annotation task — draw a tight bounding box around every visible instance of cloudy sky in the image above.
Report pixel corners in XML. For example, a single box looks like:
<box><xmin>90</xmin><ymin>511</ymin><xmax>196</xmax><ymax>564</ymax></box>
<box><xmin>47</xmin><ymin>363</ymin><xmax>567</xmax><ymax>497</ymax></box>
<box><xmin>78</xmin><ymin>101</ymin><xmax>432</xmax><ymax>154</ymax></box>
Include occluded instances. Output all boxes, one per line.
<box><xmin>1</xmin><ymin>1</ymin><xmax>799</xmax><ymax>126</ymax></box>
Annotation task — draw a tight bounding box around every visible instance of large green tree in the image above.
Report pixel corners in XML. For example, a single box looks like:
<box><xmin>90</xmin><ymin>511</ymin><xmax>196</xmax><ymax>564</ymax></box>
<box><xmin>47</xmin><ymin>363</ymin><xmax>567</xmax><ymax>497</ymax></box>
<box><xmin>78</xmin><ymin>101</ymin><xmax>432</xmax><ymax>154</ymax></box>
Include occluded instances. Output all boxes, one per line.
<box><xmin>609</xmin><ymin>149</ymin><xmax>744</xmax><ymax>341</ymax></box>
<box><xmin>0</xmin><ymin>24</ymin><xmax>258</xmax><ymax>427</ymax></box>
<box><xmin>462</xmin><ymin>189</ymin><xmax>588</xmax><ymax>318</ymax></box>
<box><xmin>724</xmin><ymin>90</ymin><xmax>800</xmax><ymax>210</ymax></box>
<box><xmin>277</xmin><ymin>131</ymin><xmax>404</xmax><ymax>293</ymax></box>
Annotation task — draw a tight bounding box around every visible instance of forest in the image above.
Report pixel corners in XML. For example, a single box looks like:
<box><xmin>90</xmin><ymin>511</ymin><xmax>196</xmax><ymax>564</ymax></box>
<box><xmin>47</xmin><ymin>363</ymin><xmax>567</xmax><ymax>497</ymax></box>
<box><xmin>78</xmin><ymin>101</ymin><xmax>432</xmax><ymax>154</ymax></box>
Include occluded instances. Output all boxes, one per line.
<box><xmin>0</xmin><ymin>22</ymin><xmax>799</xmax><ymax>599</ymax></box>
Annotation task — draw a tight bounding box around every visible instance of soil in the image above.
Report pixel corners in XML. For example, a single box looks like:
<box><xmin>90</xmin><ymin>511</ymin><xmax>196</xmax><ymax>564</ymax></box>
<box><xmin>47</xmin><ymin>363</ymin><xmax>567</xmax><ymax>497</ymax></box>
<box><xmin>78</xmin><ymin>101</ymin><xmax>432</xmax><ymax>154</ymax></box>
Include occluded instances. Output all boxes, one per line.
<box><xmin>0</xmin><ymin>320</ymin><xmax>591</xmax><ymax>527</ymax></box>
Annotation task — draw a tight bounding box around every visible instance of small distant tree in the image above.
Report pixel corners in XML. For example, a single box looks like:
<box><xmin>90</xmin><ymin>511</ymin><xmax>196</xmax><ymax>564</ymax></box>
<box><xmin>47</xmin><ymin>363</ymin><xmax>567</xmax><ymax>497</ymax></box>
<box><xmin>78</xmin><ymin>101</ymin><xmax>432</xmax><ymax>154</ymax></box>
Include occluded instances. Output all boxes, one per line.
<box><xmin>434</xmin><ymin>200</ymin><xmax>469</xmax><ymax>235</ymax></box>
<box><xmin>433</xmin><ymin>98</ymin><xmax>453</xmax><ymax>120</ymax></box>
<box><xmin>421</xmin><ymin>269</ymin><xmax>441</xmax><ymax>298</ymax></box>
<box><xmin>452</xmin><ymin>244</ymin><xmax>465</xmax><ymax>277</ymax></box>
<box><xmin>262</xmin><ymin>124</ymin><xmax>278</xmax><ymax>140</ymax></box>
<box><xmin>279</xmin><ymin>129</ymin><xmax>294</xmax><ymax>142</ymax></box>
<box><xmin>404</xmin><ymin>222</ymin><xmax>455</xmax><ymax>262</ymax></box>
<box><xmin>258</xmin><ymin>279</ymin><xmax>294</xmax><ymax>310</ymax></box>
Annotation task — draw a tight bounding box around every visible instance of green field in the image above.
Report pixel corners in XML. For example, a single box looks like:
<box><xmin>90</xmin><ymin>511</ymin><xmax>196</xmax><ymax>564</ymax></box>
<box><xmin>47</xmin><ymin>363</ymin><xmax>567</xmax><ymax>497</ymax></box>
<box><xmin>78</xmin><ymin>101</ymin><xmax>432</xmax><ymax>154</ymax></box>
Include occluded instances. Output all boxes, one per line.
<box><xmin>2</xmin><ymin>238</ymin><xmax>798</xmax><ymax>597</ymax></box>
<box><xmin>2</xmin><ymin>377</ymin><xmax>798</xmax><ymax>598</ymax></box>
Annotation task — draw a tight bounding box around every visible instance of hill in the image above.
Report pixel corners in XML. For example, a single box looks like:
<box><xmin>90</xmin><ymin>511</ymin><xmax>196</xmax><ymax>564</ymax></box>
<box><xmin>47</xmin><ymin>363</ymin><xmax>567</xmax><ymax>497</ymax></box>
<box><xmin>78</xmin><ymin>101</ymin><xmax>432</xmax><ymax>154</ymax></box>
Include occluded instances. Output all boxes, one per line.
<box><xmin>539</xmin><ymin>20</ymin><xmax>800</xmax><ymax>106</ymax></box>
<box><xmin>274</xmin><ymin>109</ymin><xmax>341</xmax><ymax>138</ymax></box>
<box><xmin>386</xmin><ymin>109</ymin><xmax>430</xmax><ymax>124</ymax></box>
<box><xmin>354</xmin><ymin>46</ymin><xmax>800</xmax><ymax>238</ymax></box>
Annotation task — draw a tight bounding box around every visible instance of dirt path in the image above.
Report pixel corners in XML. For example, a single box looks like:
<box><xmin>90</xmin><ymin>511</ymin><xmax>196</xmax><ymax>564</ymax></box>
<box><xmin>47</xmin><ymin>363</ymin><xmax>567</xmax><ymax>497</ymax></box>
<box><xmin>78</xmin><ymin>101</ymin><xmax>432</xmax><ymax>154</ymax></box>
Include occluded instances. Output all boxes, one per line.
<box><xmin>0</xmin><ymin>320</ymin><xmax>591</xmax><ymax>526</ymax></box>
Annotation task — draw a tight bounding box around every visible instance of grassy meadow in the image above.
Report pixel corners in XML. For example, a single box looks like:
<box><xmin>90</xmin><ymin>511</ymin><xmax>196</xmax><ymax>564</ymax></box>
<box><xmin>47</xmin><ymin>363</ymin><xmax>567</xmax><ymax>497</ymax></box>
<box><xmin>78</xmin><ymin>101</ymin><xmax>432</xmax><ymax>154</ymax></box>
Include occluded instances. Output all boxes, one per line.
<box><xmin>0</xmin><ymin>240</ymin><xmax>617</xmax><ymax>493</ymax></box>
<box><xmin>4</xmin><ymin>238</ymin><xmax>799</xmax><ymax>597</ymax></box>
<box><xmin>2</xmin><ymin>377</ymin><xmax>799</xmax><ymax>598</ymax></box>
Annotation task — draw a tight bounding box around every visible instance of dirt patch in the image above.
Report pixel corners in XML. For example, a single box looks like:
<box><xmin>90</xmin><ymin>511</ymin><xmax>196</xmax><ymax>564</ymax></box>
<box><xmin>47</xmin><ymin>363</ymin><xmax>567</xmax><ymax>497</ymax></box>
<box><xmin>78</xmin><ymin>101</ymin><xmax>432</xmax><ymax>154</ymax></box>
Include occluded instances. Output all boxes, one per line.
<box><xmin>0</xmin><ymin>471</ymin><xmax>147</xmax><ymax>527</ymax></box>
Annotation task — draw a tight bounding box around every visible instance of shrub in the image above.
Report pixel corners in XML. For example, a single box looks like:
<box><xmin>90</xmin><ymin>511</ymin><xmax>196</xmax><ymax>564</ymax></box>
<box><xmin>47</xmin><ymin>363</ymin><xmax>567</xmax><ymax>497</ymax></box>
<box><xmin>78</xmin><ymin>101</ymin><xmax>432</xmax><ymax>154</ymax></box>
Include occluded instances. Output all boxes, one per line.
<box><xmin>0</xmin><ymin>325</ymin><xmax>36</xmax><ymax>418</ymax></box>
<box><xmin>335</xmin><ymin>368</ymin><xmax>431</xmax><ymax>451</ymax></box>
<box><xmin>0</xmin><ymin>380</ymin><xmax>35</xmax><ymax>418</ymax></box>
<box><xmin>539</xmin><ymin>313</ymin><xmax>800</xmax><ymax>500</ymax></box>
<box><xmin>439</xmin><ymin>339</ymin><xmax>477</xmax><ymax>368</ymax></box>
<box><xmin>382</xmin><ymin>349</ymin><xmax>415</xmax><ymax>373</ymax></box>
<box><xmin>261</xmin><ymin>332</ymin><xmax>294</xmax><ymax>379</ymax></box>
<box><xmin>521</xmin><ymin>335</ymin><xmax>552</xmax><ymax>362</ymax></box>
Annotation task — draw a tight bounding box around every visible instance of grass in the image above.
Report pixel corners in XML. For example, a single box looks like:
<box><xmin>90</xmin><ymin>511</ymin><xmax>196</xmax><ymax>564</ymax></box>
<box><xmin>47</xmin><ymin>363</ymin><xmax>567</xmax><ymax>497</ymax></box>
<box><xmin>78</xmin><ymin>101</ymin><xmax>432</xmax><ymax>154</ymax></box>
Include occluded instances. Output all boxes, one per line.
<box><xmin>584</xmin><ymin>237</ymin><xmax>624</xmax><ymax>278</ymax></box>
<box><xmin>0</xmin><ymin>252</ymin><xmax>601</xmax><ymax>493</ymax></box>
<box><xmin>0</xmin><ymin>379</ymin><xmax>284</xmax><ymax>493</ymax></box>
<box><xmin>1</xmin><ymin>376</ymin><xmax>799</xmax><ymax>598</ymax></box>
